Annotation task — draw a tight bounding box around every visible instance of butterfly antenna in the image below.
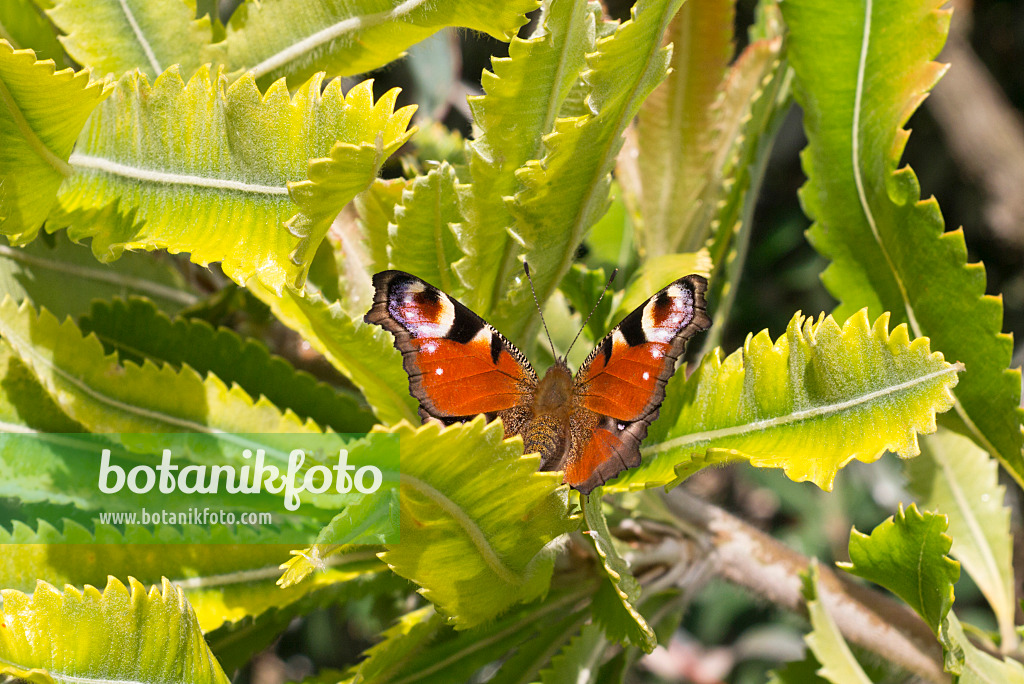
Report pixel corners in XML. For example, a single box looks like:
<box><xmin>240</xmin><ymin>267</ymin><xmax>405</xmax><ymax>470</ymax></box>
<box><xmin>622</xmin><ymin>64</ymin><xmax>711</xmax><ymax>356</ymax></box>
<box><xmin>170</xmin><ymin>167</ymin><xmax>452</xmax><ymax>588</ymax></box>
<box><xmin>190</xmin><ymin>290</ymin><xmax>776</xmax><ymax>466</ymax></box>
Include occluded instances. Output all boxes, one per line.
<box><xmin>565</xmin><ymin>267</ymin><xmax>618</xmax><ymax>357</ymax></box>
<box><xmin>523</xmin><ymin>262</ymin><xmax>559</xmax><ymax>361</ymax></box>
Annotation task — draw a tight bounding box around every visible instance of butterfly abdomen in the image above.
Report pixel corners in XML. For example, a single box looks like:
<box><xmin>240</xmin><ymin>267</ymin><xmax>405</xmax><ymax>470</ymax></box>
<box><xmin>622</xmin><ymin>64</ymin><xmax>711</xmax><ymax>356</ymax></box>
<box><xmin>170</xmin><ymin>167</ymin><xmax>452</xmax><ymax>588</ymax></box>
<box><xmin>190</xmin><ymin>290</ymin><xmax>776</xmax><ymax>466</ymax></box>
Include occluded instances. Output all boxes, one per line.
<box><xmin>521</xmin><ymin>363</ymin><xmax>574</xmax><ymax>469</ymax></box>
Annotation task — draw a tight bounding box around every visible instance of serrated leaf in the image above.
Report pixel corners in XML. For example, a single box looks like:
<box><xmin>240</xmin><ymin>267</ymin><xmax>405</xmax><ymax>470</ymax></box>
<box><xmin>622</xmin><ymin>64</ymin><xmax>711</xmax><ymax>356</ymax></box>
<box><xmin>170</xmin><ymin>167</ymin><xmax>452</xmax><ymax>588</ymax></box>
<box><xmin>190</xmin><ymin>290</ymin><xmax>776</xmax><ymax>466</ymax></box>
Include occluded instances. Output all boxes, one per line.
<box><xmin>347</xmin><ymin>584</ymin><xmax>593</xmax><ymax>684</ymax></box>
<box><xmin>839</xmin><ymin>503</ymin><xmax>958</xmax><ymax>636</ymax></box>
<box><xmin>0</xmin><ymin>337</ymin><xmax>83</xmax><ymax>431</ymax></box>
<box><xmin>768</xmin><ymin>654</ymin><xmax>830</xmax><ymax>684</ymax></box>
<box><xmin>378</xmin><ymin>418</ymin><xmax>576</xmax><ymax>628</ymax></box>
<box><xmin>52</xmin><ymin>67</ymin><xmax>413</xmax><ymax>292</ymax></box>
<box><xmin>79</xmin><ymin>297</ymin><xmax>375</xmax><ymax>432</ymax></box>
<box><xmin>945</xmin><ymin>612</ymin><xmax>1024</xmax><ymax>684</ymax></box>
<box><xmin>387</xmin><ymin>162</ymin><xmax>466</xmax><ymax>296</ymax></box>
<box><xmin>802</xmin><ymin>561</ymin><xmax>872</xmax><ymax>684</ymax></box>
<box><xmin>582</xmin><ymin>495</ymin><xmax>656</xmax><ymax>652</ymax></box>
<box><xmin>907</xmin><ymin>428</ymin><xmax>1017</xmax><ymax>651</ymax></box>
<box><xmin>454</xmin><ymin>0</ymin><xmax>598</xmax><ymax>315</ymax></box>
<box><xmin>631</xmin><ymin>0</ymin><xmax>734</xmax><ymax>256</ymax></box>
<box><xmin>0</xmin><ymin>234</ymin><xmax>195</xmax><ymax>320</ymax></box>
<box><xmin>0</xmin><ymin>41</ymin><xmax>109</xmax><ymax>239</ymax></box>
<box><xmin>496</xmin><ymin>0</ymin><xmax>683</xmax><ymax>347</ymax></box>
<box><xmin>0</xmin><ymin>577</ymin><xmax>230</xmax><ymax>683</ymax></box>
<box><xmin>0</xmin><ymin>297</ymin><xmax>321</xmax><ymax>433</ymax></box>
<box><xmin>782</xmin><ymin>0</ymin><xmax>1024</xmax><ymax>481</ymax></box>
<box><xmin>539</xmin><ymin>622</ymin><xmax>607</xmax><ymax>684</ymax></box>
<box><xmin>357</xmin><ymin>177</ymin><xmax>408</xmax><ymax>275</ymax></box>
<box><xmin>205</xmin><ymin>0</ymin><xmax>539</xmax><ymax>89</ymax></box>
<box><xmin>0</xmin><ymin>518</ymin><xmax>386</xmax><ymax>633</ymax></box>
<box><xmin>612</xmin><ymin>309</ymin><xmax>960</xmax><ymax>491</ymax></box>
<box><xmin>0</xmin><ymin>0</ymin><xmax>67</xmax><ymax>65</ymax></box>
<box><xmin>47</xmin><ymin>0</ymin><xmax>211</xmax><ymax>79</ymax></box>
<box><xmin>698</xmin><ymin>30</ymin><xmax>791</xmax><ymax>353</ymax></box>
<box><xmin>207</xmin><ymin>572</ymin><xmax>406</xmax><ymax>675</ymax></box>
<box><xmin>250</xmin><ymin>284</ymin><xmax>418</xmax><ymax>425</ymax></box>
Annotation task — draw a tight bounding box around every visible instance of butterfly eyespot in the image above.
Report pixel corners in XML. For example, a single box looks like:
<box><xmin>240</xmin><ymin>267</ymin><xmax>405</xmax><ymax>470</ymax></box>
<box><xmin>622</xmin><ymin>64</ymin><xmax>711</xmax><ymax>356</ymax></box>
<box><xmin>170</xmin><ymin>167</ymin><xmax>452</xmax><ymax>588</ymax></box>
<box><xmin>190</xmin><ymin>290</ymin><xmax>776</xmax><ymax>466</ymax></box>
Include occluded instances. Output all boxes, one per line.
<box><xmin>435</xmin><ymin>368</ymin><xmax>444</xmax><ymax>375</ymax></box>
<box><xmin>651</xmin><ymin>348</ymin><xmax>663</xmax><ymax>358</ymax></box>
<box><xmin>642</xmin><ymin>371</ymin><xmax>650</xmax><ymax>381</ymax></box>
<box><xmin>617</xmin><ymin>422</ymin><xmax>626</xmax><ymax>431</ymax></box>
<box><xmin>424</xmin><ymin>341</ymin><xmax>438</xmax><ymax>353</ymax></box>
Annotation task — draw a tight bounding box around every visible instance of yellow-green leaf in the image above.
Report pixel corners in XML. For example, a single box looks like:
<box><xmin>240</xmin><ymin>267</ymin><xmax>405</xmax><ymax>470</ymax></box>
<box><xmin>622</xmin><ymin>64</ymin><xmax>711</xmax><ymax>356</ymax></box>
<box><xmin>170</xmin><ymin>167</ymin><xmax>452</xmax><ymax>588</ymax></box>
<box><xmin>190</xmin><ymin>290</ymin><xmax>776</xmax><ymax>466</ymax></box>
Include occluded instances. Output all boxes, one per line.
<box><xmin>0</xmin><ymin>41</ymin><xmax>109</xmax><ymax>239</ymax></box>
<box><xmin>48</xmin><ymin>0</ymin><xmax>212</xmax><ymax>80</ymax></box>
<box><xmin>378</xmin><ymin>418</ymin><xmax>576</xmax><ymax>628</ymax></box>
<box><xmin>0</xmin><ymin>577</ymin><xmax>230</xmax><ymax>683</ymax></box>
<box><xmin>51</xmin><ymin>67</ymin><xmax>413</xmax><ymax>292</ymax></box>
<box><xmin>611</xmin><ymin>309</ymin><xmax>961</xmax><ymax>491</ymax></box>
<box><xmin>783</xmin><ymin>0</ymin><xmax>1024</xmax><ymax>481</ymax></box>
<box><xmin>206</xmin><ymin>0</ymin><xmax>539</xmax><ymax>89</ymax></box>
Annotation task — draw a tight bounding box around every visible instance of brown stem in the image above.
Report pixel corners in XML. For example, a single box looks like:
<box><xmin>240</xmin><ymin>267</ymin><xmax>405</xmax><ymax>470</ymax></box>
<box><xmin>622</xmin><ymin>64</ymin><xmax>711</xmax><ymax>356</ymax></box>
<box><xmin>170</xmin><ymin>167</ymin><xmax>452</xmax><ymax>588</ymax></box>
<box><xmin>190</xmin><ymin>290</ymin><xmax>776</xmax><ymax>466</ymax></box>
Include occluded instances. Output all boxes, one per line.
<box><xmin>661</xmin><ymin>488</ymin><xmax>950</xmax><ymax>683</ymax></box>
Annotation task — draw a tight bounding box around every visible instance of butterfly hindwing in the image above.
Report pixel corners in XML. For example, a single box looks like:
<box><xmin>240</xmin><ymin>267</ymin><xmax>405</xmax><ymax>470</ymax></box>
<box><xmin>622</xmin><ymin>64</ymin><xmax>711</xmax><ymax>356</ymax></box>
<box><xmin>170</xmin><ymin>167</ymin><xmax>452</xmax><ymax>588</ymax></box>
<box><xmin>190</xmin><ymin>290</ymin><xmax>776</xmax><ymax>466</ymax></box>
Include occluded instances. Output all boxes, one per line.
<box><xmin>565</xmin><ymin>275</ymin><xmax>710</xmax><ymax>493</ymax></box>
<box><xmin>365</xmin><ymin>271</ymin><xmax>538</xmax><ymax>424</ymax></box>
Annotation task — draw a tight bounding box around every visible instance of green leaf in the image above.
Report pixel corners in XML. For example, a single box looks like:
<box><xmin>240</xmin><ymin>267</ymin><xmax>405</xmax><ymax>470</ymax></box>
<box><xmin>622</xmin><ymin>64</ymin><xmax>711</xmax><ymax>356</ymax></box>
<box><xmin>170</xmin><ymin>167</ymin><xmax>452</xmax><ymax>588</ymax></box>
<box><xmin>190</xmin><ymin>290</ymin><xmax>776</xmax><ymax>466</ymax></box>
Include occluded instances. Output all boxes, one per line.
<box><xmin>945</xmin><ymin>612</ymin><xmax>1024</xmax><ymax>684</ymax></box>
<box><xmin>0</xmin><ymin>297</ymin><xmax>320</xmax><ymax>433</ymax></box>
<box><xmin>357</xmin><ymin>177</ymin><xmax>408</xmax><ymax>275</ymax></box>
<box><xmin>839</xmin><ymin>503</ymin><xmax>958</xmax><ymax>636</ymax></box>
<box><xmin>802</xmin><ymin>561</ymin><xmax>872</xmax><ymax>684</ymax></box>
<box><xmin>0</xmin><ymin>337</ymin><xmax>83</xmax><ymax>431</ymax></box>
<box><xmin>454</xmin><ymin>0</ymin><xmax>598</xmax><ymax>315</ymax></box>
<box><xmin>207</xmin><ymin>572</ymin><xmax>406</xmax><ymax>675</ymax></box>
<box><xmin>631</xmin><ymin>0</ymin><xmax>734</xmax><ymax>256</ymax></box>
<box><xmin>250</xmin><ymin>284</ymin><xmax>418</xmax><ymax>425</ymax></box>
<box><xmin>496</xmin><ymin>0</ymin><xmax>683</xmax><ymax>346</ymax></box>
<box><xmin>0</xmin><ymin>577</ymin><xmax>230</xmax><ymax>683</ymax></box>
<box><xmin>387</xmin><ymin>162</ymin><xmax>466</xmax><ymax>296</ymax></box>
<box><xmin>285</xmin><ymin>99</ymin><xmax>417</xmax><ymax>272</ymax></box>
<box><xmin>205</xmin><ymin>0</ymin><xmax>539</xmax><ymax>89</ymax></box>
<box><xmin>79</xmin><ymin>297</ymin><xmax>375</xmax><ymax>432</ymax></box>
<box><xmin>0</xmin><ymin>41</ymin><xmax>109</xmax><ymax>239</ymax></box>
<box><xmin>782</xmin><ymin>0</ymin><xmax>1024</xmax><ymax>481</ymax></box>
<box><xmin>612</xmin><ymin>309</ymin><xmax>961</xmax><ymax>491</ymax></box>
<box><xmin>47</xmin><ymin>0</ymin><xmax>211</xmax><ymax>79</ymax></box>
<box><xmin>345</xmin><ymin>585</ymin><xmax>593</xmax><ymax>684</ymax></box>
<box><xmin>768</xmin><ymin>655</ymin><xmax>830</xmax><ymax>684</ymax></box>
<box><xmin>0</xmin><ymin>234</ymin><xmax>195</xmax><ymax>320</ymax></box>
<box><xmin>582</xmin><ymin>494</ymin><xmax>656</xmax><ymax>652</ymax></box>
<box><xmin>558</xmin><ymin>264</ymin><xmax>614</xmax><ymax>347</ymax></box>
<box><xmin>0</xmin><ymin>518</ymin><xmax>386</xmax><ymax>633</ymax></box>
<box><xmin>52</xmin><ymin>68</ymin><xmax>414</xmax><ymax>293</ymax></box>
<box><xmin>0</xmin><ymin>0</ymin><xmax>67</xmax><ymax>65</ymax></box>
<box><xmin>698</xmin><ymin>29</ymin><xmax>792</xmax><ymax>353</ymax></box>
<box><xmin>539</xmin><ymin>622</ymin><xmax>608</xmax><ymax>684</ymax></box>
<box><xmin>907</xmin><ymin>429</ymin><xmax>1017</xmax><ymax>650</ymax></box>
<box><xmin>379</xmin><ymin>418</ymin><xmax>576</xmax><ymax>628</ymax></box>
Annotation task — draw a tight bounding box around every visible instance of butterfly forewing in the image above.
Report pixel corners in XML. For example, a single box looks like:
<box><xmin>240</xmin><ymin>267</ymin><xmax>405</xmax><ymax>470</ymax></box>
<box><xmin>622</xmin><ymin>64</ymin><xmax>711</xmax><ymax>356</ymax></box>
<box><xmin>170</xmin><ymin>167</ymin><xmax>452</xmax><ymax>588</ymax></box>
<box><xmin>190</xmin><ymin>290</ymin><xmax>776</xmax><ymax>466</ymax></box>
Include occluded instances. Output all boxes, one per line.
<box><xmin>365</xmin><ymin>271</ymin><xmax>537</xmax><ymax>423</ymax></box>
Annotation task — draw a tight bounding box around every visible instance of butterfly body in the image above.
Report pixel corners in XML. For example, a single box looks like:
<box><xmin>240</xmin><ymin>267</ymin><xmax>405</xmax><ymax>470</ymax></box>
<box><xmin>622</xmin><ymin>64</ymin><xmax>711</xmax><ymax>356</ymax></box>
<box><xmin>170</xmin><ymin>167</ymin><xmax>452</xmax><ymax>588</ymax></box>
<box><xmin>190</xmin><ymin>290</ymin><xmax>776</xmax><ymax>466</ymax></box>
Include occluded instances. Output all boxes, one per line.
<box><xmin>365</xmin><ymin>270</ymin><xmax>710</xmax><ymax>494</ymax></box>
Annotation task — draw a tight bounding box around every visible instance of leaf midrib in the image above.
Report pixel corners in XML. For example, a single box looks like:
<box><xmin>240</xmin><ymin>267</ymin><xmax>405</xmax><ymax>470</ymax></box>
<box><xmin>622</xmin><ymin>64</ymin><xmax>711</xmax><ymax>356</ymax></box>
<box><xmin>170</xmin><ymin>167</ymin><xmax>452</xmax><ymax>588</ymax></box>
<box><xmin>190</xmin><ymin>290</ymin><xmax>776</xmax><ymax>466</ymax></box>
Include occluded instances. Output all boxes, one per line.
<box><xmin>525</xmin><ymin>0</ymin><xmax>678</xmax><ymax>338</ymax></box>
<box><xmin>246</xmin><ymin>0</ymin><xmax>433</xmax><ymax>79</ymax></box>
<box><xmin>0</xmin><ymin>72</ymin><xmax>73</xmax><ymax>177</ymax></box>
<box><xmin>644</xmin><ymin>364</ymin><xmax>962</xmax><ymax>455</ymax></box>
<box><xmin>848</xmin><ymin>0</ymin><xmax>1001</xmax><ymax>459</ymax></box>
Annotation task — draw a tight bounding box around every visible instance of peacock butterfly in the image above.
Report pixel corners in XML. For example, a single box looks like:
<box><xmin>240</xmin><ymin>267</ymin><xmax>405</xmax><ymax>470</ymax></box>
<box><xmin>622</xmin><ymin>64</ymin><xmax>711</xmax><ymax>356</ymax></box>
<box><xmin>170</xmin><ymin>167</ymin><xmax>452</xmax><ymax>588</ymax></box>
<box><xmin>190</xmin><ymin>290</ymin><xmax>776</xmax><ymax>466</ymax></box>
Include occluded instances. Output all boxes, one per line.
<box><xmin>364</xmin><ymin>268</ymin><xmax>710</xmax><ymax>494</ymax></box>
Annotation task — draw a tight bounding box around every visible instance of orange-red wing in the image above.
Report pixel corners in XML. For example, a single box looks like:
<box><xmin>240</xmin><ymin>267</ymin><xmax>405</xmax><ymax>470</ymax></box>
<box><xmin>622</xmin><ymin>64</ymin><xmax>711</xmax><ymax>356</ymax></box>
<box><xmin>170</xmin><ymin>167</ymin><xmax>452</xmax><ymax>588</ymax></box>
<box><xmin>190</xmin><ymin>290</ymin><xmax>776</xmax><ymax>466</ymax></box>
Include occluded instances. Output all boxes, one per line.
<box><xmin>562</xmin><ymin>414</ymin><xmax>647</xmax><ymax>495</ymax></box>
<box><xmin>575</xmin><ymin>275</ymin><xmax>710</xmax><ymax>423</ymax></box>
<box><xmin>365</xmin><ymin>271</ymin><xmax>537</xmax><ymax>422</ymax></box>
